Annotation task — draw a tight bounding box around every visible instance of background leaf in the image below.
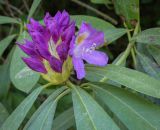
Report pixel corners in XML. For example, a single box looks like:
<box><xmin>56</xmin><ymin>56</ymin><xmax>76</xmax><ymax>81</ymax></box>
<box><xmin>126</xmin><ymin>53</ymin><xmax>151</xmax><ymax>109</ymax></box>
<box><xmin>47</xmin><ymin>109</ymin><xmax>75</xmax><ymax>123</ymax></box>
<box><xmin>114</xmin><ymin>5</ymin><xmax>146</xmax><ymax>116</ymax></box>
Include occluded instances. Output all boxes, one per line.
<box><xmin>0</xmin><ymin>34</ymin><xmax>16</xmax><ymax>57</ymax></box>
<box><xmin>72</xmin><ymin>85</ymin><xmax>120</xmax><ymax>130</ymax></box>
<box><xmin>113</xmin><ymin>0</ymin><xmax>139</xmax><ymax>27</ymax></box>
<box><xmin>27</xmin><ymin>0</ymin><xmax>42</xmax><ymax>21</ymax></box>
<box><xmin>90</xmin><ymin>83</ymin><xmax>160</xmax><ymax>130</ymax></box>
<box><xmin>24</xmin><ymin>87</ymin><xmax>66</xmax><ymax>130</ymax></box>
<box><xmin>0</xmin><ymin>86</ymin><xmax>44</xmax><ymax>130</ymax></box>
<box><xmin>86</xmin><ymin>64</ymin><xmax>160</xmax><ymax>98</ymax></box>
<box><xmin>0</xmin><ymin>16</ymin><xmax>20</xmax><ymax>24</ymax></box>
<box><xmin>137</xmin><ymin>51</ymin><xmax>160</xmax><ymax>80</ymax></box>
<box><xmin>52</xmin><ymin>107</ymin><xmax>75</xmax><ymax>130</ymax></box>
<box><xmin>136</xmin><ymin>28</ymin><xmax>160</xmax><ymax>45</ymax></box>
<box><xmin>147</xmin><ymin>45</ymin><xmax>160</xmax><ymax>65</ymax></box>
<box><xmin>0</xmin><ymin>103</ymin><xmax>9</xmax><ymax>127</ymax></box>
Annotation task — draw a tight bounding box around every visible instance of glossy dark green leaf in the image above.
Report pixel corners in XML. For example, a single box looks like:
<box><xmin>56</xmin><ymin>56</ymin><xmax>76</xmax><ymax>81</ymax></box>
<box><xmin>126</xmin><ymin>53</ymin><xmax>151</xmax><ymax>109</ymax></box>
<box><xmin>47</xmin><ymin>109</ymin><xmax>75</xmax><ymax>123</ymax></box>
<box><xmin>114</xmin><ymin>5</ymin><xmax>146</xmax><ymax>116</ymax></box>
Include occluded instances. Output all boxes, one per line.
<box><xmin>24</xmin><ymin>87</ymin><xmax>66</xmax><ymax>130</ymax></box>
<box><xmin>114</xmin><ymin>0</ymin><xmax>139</xmax><ymax>26</ymax></box>
<box><xmin>0</xmin><ymin>16</ymin><xmax>20</xmax><ymax>24</ymax></box>
<box><xmin>86</xmin><ymin>64</ymin><xmax>160</xmax><ymax>98</ymax></box>
<box><xmin>72</xmin><ymin>85</ymin><xmax>120</xmax><ymax>130</ymax></box>
<box><xmin>10</xmin><ymin>31</ymin><xmax>40</xmax><ymax>93</ymax></box>
<box><xmin>136</xmin><ymin>28</ymin><xmax>160</xmax><ymax>45</ymax></box>
<box><xmin>0</xmin><ymin>86</ymin><xmax>44</xmax><ymax>130</ymax></box>
<box><xmin>28</xmin><ymin>0</ymin><xmax>42</xmax><ymax>20</ymax></box>
<box><xmin>0</xmin><ymin>103</ymin><xmax>9</xmax><ymax>127</ymax></box>
<box><xmin>0</xmin><ymin>34</ymin><xmax>16</xmax><ymax>57</ymax></box>
<box><xmin>53</xmin><ymin>108</ymin><xmax>75</xmax><ymax>130</ymax></box>
<box><xmin>90</xmin><ymin>83</ymin><xmax>160</xmax><ymax>130</ymax></box>
<box><xmin>147</xmin><ymin>45</ymin><xmax>160</xmax><ymax>65</ymax></box>
<box><xmin>137</xmin><ymin>51</ymin><xmax>160</xmax><ymax>80</ymax></box>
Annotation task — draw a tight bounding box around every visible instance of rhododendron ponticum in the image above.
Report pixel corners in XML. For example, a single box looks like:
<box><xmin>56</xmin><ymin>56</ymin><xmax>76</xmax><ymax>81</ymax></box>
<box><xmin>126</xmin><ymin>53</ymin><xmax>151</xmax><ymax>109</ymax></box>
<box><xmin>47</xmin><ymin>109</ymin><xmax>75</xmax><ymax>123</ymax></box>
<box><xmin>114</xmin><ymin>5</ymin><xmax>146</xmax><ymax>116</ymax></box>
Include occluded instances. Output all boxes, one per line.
<box><xmin>17</xmin><ymin>10</ymin><xmax>74</xmax><ymax>84</ymax></box>
<box><xmin>69</xmin><ymin>22</ymin><xmax>108</xmax><ymax>79</ymax></box>
<box><xmin>17</xmin><ymin>10</ymin><xmax>108</xmax><ymax>83</ymax></box>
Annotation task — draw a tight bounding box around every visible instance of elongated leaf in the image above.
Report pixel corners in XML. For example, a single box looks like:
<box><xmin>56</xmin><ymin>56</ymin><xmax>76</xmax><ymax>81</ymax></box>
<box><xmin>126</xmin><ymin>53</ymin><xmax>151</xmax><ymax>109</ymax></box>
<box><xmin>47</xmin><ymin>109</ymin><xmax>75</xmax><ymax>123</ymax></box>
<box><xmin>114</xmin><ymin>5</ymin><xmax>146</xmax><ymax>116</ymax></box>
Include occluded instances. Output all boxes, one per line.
<box><xmin>0</xmin><ymin>16</ymin><xmax>19</xmax><ymax>24</ymax></box>
<box><xmin>71</xmin><ymin>15</ymin><xmax>114</xmax><ymax>29</ymax></box>
<box><xmin>0</xmin><ymin>86</ymin><xmax>44</xmax><ymax>130</ymax></box>
<box><xmin>86</xmin><ymin>64</ymin><xmax>160</xmax><ymax>98</ymax></box>
<box><xmin>71</xmin><ymin>15</ymin><xmax>126</xmax><ymax>43</ymax></box>
<box><xmin>24</xmin><ymin>87</ymin><xmax>66</xmax><ymax>130</ymax></box>
<box><xmin>0</xmin><ymin>103</ymin><xmax>9</xmax><ymax>127</ymax></box>
<box><xmin>72</xmin><ymin>85</ymin><xmax>120</xmax><ymax>130</ymax></box>
<box><xmin>0</xmin><ymin>34</ymin><xmax>16</xmax><ymax>57</ymax></box>
<box><xmin>90</xmin><ymin>0</ymin><xmax>111</xmax><ymax>4</ymax></box>
<box><xmin>0</xmin><ymin>47</ymin><xmax>15</xmax><ymax>99</ymax></box>
<box><xmin>114</xmin><ymin>0</ymin><xmax>139</xmax><ymax>27</ymax></box>
<box><xmin>53</xmin><ymin>108</ymin><xmax>75</xmax><ymax>130</ymax></box>
<box><xmin>28</xmin><ymin>0</ymin><xmax>42</xmax><ymax>20</ymax></box>
<box><xmin>147</xmin><ymin>45</ymin><xmax>160</xmax><ymax>65</ymax></box>
<box><xmin>105</xmin><ymin>28</ymin><xmax>127</xmax><ymax>44</ymax></box>
<box><xmin>10</xmin><ymin>31</ymin><xmax>40</xmax><ymax>93</ymax></box>
<box><xmin>137</xmin><ymin>51</ymin><xmax>160</xmax><ymax>79</ymax></box>
<box><xmin>136</xmin><ymin>28</ymin><xmax>160</xmax><ymax>45</ymax></box>
<box><xmin>90</xmin><ymin>83</ymin><xmax>160</xmax><ymax>130</ymax></box>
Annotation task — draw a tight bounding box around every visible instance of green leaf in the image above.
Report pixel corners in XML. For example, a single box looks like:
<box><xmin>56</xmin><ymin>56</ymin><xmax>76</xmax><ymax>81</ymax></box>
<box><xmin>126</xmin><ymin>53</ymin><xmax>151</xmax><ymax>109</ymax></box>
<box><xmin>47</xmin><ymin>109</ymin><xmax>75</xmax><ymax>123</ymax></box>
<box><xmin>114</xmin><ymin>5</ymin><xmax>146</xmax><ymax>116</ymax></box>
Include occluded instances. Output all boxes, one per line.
<box><xmin>72</xmin><ymin>85</ymin><xmax>120</xmax><ymax>130</ymax></box>
<box><xmin>90</xmin><ymin>0</ymin><xmax>111</xmax><ymax>4</ymax></box>
<box><xmin>90</xmin><ymin>83</ymin><xmax>160</xmax><ymax>130</ymax></box>
<box><xmin>0</xmin><ymin>86</ymin><xmax>44</xmax><ymax>130</ymax></box>
<box><xmin>137</xmin><ymin>51</ymin><xmax>160</xmax><ymax>80</ymax></box>
<box><xmin>136</xmin><ymin>28</ymin><xmax>160</xmax><ymax>45</ymax></box>
<box><xmin>10</xmin><ymin>31</ymin><xmax>40</xmax><ymax>93</ymax></box>
<box><xmin>0</xmin><ymin>103</ymin><xmax>9</xmax><ymax>127</ymax></box>
<box><xmin>0</xmin><ymin>34</ymin><xmax>16</xmax><ymax>57</ymax></box>
<box><xmin>0</xmin><ymin>47</ymin><xmax>15</xmax><ymax>99</ymax></box>
<box><xmin>71</xmin><ymin>15</ymin><xmax>114</xmax><ymax>29</ymax></box>
<box><xmin>113</xmin><ymin>0</ymin><xmax>139</xmax><ymax>27</ymax></box>
<box><xmin>86</xmin><ymin>64</ymin><xmax>160</xmax><ymax>98</ymax></box>
<box><xmin>28</xmin><ymin>0</ymin><xmax>42</xmax><ymax>20</ymax></box>
<box><xmin>105</xmin><ymin>28</ymin><xmax>127</xmax><ymax>44</ymax></box>
<box><xmin>147</xmin><ymin>45</ymin><xmax>160</xmax><ymax>65</ymax></box>
<box><xmin>53</xmin><ymin>107</ymin><xmax>75</xmax><ymax>130</ymax></box>
<box><xmin>71</xmin><ymin>15</ymin><xmax>126</xmax><ymax>43</ymax></box>
<box><xmin>0</xmin><ymin>16</ymin><xmax>20</xmax><ymax>24</ymax></box>
<box><xmin>24</xmin><ymin>87</ymin><xmax>66</xmax><ymax>130</ymax></box>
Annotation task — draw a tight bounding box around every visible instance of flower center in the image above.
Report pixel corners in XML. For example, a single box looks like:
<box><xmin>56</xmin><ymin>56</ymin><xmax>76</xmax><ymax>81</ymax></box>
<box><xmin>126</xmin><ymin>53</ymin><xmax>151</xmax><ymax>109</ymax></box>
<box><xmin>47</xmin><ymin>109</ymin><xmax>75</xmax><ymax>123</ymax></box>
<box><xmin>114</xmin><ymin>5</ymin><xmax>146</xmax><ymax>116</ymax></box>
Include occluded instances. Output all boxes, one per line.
<box><xmin>83</xmin><ymin>43</ymin><xmax>96</xmax><ymax>54</ymax></box>
<box><xmin>76</xmin><ymin>32</ymin><xmax>89</xmax><ymax>44</ymax></box>
<box><xmin>48</xmin><ymin>37</ymin><xmax>61</xmax><ymax>59</ymax></box>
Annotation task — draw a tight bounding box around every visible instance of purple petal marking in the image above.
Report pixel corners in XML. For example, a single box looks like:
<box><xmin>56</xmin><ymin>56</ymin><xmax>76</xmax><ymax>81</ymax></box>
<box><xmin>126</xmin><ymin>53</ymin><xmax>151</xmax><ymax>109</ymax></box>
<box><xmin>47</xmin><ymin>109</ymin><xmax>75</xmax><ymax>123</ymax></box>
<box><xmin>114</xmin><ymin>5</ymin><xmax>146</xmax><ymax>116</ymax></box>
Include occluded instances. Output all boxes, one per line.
<box><xmin>82</xmin><ymin>50</ymin><xmax>108</xmax><ymax>66</ymax></box>
<box><xmin>59</xmin><ymin>10</ymin><xmax>70</xmax><ymax>27</ymax></box>
<box><xmin>56</xmin><ymin>42</ymin><xmax>68</xmax><ymax>62</ymax></box>
<box><xmin>62</xmin><ymin>21</ymin><xmax>75</xmax><ymax>43</ymax></box>
<box><xmin>49</xmin><ymin>56</ymin><xmax>63</xmax><ymax>73</ymax></box>
<box><xmin>73</xmin><ymin>57</ymin><xmax>85</xmax><ymax>79</ymax></box>
<box><xmin>22</xmin><ymin>57</ymin><xmax>47</xmax><ymax>73</ymax></box>
<box><xmin>69</xmin><ymin>36</ymin><xmax>76</xmax><ymax>56</ymax></box>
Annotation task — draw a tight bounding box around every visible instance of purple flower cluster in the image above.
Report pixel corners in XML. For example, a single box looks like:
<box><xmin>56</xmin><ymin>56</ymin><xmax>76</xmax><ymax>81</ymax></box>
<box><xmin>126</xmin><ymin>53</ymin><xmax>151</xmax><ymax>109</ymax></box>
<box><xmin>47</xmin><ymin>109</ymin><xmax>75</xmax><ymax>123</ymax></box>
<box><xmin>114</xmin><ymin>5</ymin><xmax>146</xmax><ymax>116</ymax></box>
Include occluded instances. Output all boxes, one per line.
<box><xmin>18</xmin><ymin>10</ymin><xmax>108</xmax><ymax>81</ymax></box>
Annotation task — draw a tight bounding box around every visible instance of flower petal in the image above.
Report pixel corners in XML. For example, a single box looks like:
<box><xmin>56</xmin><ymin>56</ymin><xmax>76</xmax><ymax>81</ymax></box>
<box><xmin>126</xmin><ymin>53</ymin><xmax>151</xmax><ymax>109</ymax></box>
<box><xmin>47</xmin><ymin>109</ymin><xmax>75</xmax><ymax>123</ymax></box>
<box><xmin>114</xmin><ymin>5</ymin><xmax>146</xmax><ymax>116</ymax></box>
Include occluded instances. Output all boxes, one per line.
<box><xmin>56</xmin><ymin>42</ymin><xmax>68</xmax><ymax>62</ymax></box>
<box><xmin>82</xmin><ymin>50</ymin><xmax>108</xmax><ymax>66</ymax></box>
<box><xmin>73</xmin><ymin>57</ymin><xmax>85</xmax><ymax>79</ymax></box>
<box><xmin>49</xmin><ymin>56</ymin><xmax>63</xmax><ymax>73</ymax></box>
<box><xmin>77</xmin><ymin>22</ymin><xmax>104</xmax><ymax>47</ymax></box>
<box><xmin>22</xmin><ymin>57</ymin><xmax>47</xmax><ymax>73</ymax></box>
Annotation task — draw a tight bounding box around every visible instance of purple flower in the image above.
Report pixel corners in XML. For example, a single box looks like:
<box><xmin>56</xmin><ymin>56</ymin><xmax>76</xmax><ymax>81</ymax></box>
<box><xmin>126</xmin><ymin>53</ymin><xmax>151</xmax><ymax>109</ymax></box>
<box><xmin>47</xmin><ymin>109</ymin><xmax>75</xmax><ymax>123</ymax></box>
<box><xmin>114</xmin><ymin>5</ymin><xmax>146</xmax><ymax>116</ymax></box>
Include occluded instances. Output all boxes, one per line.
<box><xmin>69</xmin><ymin>22</ymin><xmax>108</xmax><ymax>79</ymax></box>
<box><xmin>17</xmin><ymin>10</ymin><xmax>75</xmax><ymax>75</ymax></box>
